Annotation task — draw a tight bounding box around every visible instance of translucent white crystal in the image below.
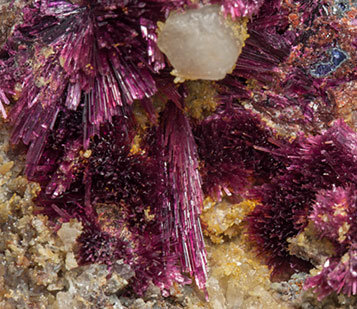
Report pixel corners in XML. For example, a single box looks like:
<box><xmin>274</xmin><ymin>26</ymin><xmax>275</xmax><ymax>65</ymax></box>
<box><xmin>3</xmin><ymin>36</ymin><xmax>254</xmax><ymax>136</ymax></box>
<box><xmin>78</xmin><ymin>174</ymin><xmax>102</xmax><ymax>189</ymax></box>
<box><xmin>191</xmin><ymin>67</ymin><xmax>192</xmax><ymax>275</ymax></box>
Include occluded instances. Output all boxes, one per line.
<box><xmin>157</xmin><ymin>5</ymin><xmax>243</xmax><ymax>81</ymax></box>
<box><xmin>57</xmin><ymin>220</ymin><xmax>82</xmax><ymax>251</ymax></box>
<box><xmin>65</xmin><ymin>252</ymin><xmax>78</xmax><ymax>270</ymax></box>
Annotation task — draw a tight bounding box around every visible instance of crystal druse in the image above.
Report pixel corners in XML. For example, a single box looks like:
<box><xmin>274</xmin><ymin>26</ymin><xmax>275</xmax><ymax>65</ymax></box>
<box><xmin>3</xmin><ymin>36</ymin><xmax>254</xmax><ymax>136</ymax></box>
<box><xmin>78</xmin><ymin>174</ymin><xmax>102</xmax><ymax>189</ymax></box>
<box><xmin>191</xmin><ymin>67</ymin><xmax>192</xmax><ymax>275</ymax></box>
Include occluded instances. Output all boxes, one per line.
<box><xmin>0</xmin><ymin>0</ymin><xmax>357</xmax><ymax>307</ymax></box>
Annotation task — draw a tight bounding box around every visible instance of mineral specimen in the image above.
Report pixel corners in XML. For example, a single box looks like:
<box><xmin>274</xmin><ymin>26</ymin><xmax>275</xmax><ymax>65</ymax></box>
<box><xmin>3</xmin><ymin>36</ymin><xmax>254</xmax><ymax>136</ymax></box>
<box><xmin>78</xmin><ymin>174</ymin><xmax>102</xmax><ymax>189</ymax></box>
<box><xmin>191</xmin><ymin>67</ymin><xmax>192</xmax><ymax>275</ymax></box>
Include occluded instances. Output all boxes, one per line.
<box><xmin>0</xmin><ymin>0</ymin><xmax>357</xmax><ymax>307</ymax></box>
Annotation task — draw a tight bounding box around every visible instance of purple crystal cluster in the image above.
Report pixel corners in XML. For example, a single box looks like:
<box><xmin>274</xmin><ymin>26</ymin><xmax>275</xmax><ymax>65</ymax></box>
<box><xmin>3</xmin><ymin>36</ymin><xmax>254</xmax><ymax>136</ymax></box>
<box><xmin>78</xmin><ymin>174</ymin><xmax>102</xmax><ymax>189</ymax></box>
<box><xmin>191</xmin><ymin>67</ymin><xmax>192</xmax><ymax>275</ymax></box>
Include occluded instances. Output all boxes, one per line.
<box><xmin>0</xmin><ymin>0</ymin><xmax>357</xmax><ymax>301</ymax></box>
<box><xmin>304</xmin><ymin>185</ymin><xmax>357</xmax><ymax>299</ymax></box>
<box><xmin>211</xmin><ymin>0</ymin><xmax>265</xmax><ymax>19</ymax></box>
<box><xmin>0</xmin><ymin>0</ymin><xmax>201</xmax><ymax>295</ymax></box>
<box><xmin>248</xmin><ymin>121</ymin><xmax>357</xmax><ymax>278</ymax></box>
<box><xmin>193</xmin><ymin>106</ymin><xmax>284</xmax><ymax>200</ymax></box>
<box><xmin>6</xmin><ymin>0</ymin><xmax>191</xmax><ymax>176</ymax></box>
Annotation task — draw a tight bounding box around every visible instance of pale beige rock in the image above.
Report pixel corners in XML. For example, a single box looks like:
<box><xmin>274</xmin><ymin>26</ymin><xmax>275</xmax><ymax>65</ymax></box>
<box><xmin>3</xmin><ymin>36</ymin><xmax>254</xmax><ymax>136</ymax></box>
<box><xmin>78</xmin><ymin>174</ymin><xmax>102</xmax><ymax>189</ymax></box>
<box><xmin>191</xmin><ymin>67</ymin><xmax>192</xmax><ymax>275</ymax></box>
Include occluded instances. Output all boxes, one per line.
<box><xmin>157</xmin><ymin>5</ymin><xmax>245</xmax><ymax>81</ymax></box>
<box><xmin>188</xmin><ymin>238</ymin><xmax>289</xmax><ymax>309</ymax></box>
<box><xmin>57</xmin><ymin>220</ymin><xmax>83</xmax><ymax>251</ymax></box>
<box><xmin>65</xmin><ymin>252</ymin><xmax>78</xmax><ymax>271</ymax></box>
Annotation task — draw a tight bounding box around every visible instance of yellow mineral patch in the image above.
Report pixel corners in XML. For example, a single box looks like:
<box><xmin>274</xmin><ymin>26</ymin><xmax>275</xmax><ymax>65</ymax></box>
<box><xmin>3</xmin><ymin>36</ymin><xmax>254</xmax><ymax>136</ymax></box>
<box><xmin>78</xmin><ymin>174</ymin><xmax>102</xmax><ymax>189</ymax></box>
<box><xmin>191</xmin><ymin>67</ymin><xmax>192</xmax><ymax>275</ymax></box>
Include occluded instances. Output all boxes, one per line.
<box><xmin>35</xmin><ymin>76</ymin><xmax>50</xmax><ymax>88</ymax></box>
<box><xmin>197</xmin><ymin>197</ymin><xmax>286</xmax><ymax>308</ymax></box>
<box><xmin>201</xmin><ymin>197</ymin><xmax>257</xmax><ymax>243</ymax></box>
<box><xmin>130</xmin><ymin>134</ymin><xmax>143</xmax><ymax>154</ymax></box>
<box><xmin>131</xmin><ymin>94</ymin><xmax>168</xmax><ymax>154</ymax></box>
<box><xmin>85</xmin><ymin>63</ymin><xmax>94</xmax><ymax>70</ymax></box>
<box><xmin>132</xmin><ymin>100</ymin><xmax>150</xmax><ymax>130</ymax></box>
<box><xmin>144</xmin><ymin>206</ymin><xmax>155</xmax><ymax>221</ymax></box>
<box><xmin>246</xmin><ymin>78</ymin><xmax>261</xmax><ymax>92</ymax></box>
<box><xmin>156</xmin><ymin>21</ymin><xmax>165</xmax><ymax>33</ymax></box>
<box><xmin>225</xmin><ymin>15</ymin><xmax>249</xmax><ymax>50</ymax></box>
<box><xmin>338</xmin><ymin>222</ymin><xmax>350</xmax><ymax>243</ymax></box>
<box><xmin>82</xmin><ymin>149</ymin><xmax>92</xmax><ymax>158</ymax></box>
<box><xmin>59</xmin><ymin>55</ymin><xmax>65</xmax><ymax>68</ymax></box>
<box><xmin>189</xmin><ymin>238</ymin><xmax>288</xmax><ymax>309</ymax></box>
<box><xmin>12</xmin><ymin>82</ymin><xmax>23</xmax><ymax>101</ymax></box>
<box><xmin>333</xmin><ymin>200</ymin><xmax>348</xmax><ymax>217</ymax></box>
<box><xmin>341</xmin><ymin>252</ymin><xmax>349</xmax><ymax>264</ymax></box>
<box><xmin>0</xmin><ymin>161</ymin><xmax>13</xmax><ymax>175</ymax></box>
<box><xmin>185</xmin><ymin>81</ymin><xmax>218</xmax><ymax>120</ymax></box>
<box><xmin>41</xmin><ymin>46</ymin><xmax>54</xmax><ymax>59</ymax></box>
<box><xmin>173</xmin><ymin>73</ymin><xmax>186</xmax><ymax>84</ymax></box>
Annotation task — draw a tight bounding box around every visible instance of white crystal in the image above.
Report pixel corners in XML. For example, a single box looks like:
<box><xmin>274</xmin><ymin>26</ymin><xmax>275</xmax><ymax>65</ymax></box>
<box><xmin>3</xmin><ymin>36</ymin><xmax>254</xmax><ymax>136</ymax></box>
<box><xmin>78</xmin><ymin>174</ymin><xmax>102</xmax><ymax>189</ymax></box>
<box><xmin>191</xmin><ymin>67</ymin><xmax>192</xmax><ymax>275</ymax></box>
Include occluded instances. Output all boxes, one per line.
<box><xmin>65</xmin><ymin>252</ymin><xmax>78</xmax><ymax>270</ymax></box>
<box><xmin>157</xmin><ymin>5</ymin><xmax>243</xmax><ymax>81</ymax></box>
<box><xmin>57</xmin><ymin>220</ymin><xmax>82</xmax><ymax>251</ymax></box>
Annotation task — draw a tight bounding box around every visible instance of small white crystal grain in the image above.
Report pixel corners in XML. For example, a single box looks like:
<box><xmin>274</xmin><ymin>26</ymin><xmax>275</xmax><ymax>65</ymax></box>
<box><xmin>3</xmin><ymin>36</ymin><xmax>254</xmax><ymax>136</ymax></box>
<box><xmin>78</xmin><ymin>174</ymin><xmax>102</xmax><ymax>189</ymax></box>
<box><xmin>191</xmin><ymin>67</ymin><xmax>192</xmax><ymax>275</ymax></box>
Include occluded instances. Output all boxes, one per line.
<box><xmin>157</xmin><ymin>5</ymin><xmax>245</xmax><ymax>81</ymax></box>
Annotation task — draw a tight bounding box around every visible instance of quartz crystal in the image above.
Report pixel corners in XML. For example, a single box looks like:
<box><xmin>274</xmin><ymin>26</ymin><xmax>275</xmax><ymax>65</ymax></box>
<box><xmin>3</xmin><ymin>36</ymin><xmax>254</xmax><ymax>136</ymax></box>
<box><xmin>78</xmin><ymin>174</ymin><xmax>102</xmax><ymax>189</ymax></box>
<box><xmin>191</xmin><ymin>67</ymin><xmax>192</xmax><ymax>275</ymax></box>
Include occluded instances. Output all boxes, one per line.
<box><xmin>157</xmin><ymin>5</ymin><xmax>245</xmax><ymax>81</ymax></box>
